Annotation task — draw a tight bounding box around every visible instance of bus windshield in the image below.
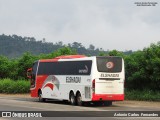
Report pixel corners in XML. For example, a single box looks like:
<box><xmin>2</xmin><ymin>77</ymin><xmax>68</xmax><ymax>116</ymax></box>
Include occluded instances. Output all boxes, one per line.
<box><xmin>96</xmin><ymin>57</ymin><xmax>122</xmax><ymax>73</ymax></box>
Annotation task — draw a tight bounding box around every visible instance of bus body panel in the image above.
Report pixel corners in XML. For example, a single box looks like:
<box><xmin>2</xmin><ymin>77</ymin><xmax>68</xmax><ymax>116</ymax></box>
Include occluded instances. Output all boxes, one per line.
<box><xmin>95</xmin><ymin>78</ymin><xmax>123</xmax><ymax>94</ymax></box>
<box><xmin>41</xmin><ymin>75</ymin><xmax>92</xmax><ymax>101</ymax></box>
<box><xmin>92</xmin><ymin>93</ymin><xmax>124</xmax><ymax>101</ymax></box>
<box><xmin>91</xmin><ymin>58</ymin><xmax>125</xmax><ymax>101</ymax></box>
<box><xmin>29</xmin><ymin>56</ymin><xmax>125</xmax><ymax>103</ymax></box>
<box><xmin>30</xmin><ymin>75</ymin><xmax>48</xmax><ymax>97</ymax></box>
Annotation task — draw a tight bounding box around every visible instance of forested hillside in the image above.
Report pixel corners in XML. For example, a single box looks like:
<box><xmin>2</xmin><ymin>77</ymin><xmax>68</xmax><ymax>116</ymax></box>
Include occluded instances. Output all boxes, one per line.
<box><xmin>0</xmin><ymin>34</ymin><xmax>109</xmax><ymax>58</ymax></box>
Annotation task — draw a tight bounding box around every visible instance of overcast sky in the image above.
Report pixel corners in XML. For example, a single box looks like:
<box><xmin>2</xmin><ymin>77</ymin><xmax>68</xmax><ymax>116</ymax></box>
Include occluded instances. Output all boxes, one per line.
<box><xmin>0</xmin><ymin>0</ymin><xmax>159</xmax><ymax>51</ymax></box>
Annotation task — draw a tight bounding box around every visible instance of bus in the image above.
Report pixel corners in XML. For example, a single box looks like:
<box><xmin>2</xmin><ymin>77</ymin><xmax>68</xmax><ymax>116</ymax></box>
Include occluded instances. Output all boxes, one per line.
<box><xmin>27</xmin><ymin>55</ymin><xmax>125</xmax><ymax>106</ymax></box>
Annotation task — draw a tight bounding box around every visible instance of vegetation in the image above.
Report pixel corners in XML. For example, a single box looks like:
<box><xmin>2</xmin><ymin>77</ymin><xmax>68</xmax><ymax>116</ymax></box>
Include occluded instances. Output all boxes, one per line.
<box><xmin>0</xmin><ymin>47</ymin><xmax>76</xmax><ymax>80</ymax></box>
<box><xmin>125</xmin><ymin>89</ymin><xmax>160</xmax><ymax>101</ymax></box>
<box><xmin>0</xmin><ymin>78</ymin><xmax>30</xmax><ymax>93</ymax></box>
<box><xmin>125</xmin><ymin>43</ymin><xmax>160</xmax><ymax>91</ymax></box>
<box><xmin>0</xmin><ymin>34</ymin><xmax>111</xmax><ymax>58</ymax></box>
<box><xmin>0</xmin><ymin>34</ymin><xmax>159</xmax><ymax>101</ymax></box>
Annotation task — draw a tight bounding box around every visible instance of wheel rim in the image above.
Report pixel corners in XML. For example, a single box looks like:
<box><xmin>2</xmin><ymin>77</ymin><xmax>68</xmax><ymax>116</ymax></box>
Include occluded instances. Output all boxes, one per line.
<box><xmin>70</xmin><ymin>94</ymin><xmax>75</xmax><ymax>104</ymax></box>
<box><xmin>71</xmin><ymin>96</ymin><xmax>74</xmax><ymax>103</ymax></box>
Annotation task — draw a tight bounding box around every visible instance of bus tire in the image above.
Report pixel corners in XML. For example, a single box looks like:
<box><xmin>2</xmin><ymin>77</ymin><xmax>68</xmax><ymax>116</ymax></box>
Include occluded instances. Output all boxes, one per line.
<box><xmin>38</xmin><ymin>91</ymin><xmax>46</xmax><ymax>102</ymax></box>
<box><xmin>94</xmin><ymin>101</ymin><xmax>101</xmax><ymax>106</ymax></box>
<box><xmin>70</xmin><ymin>92</ymin><xmax>76</xmax><ymax>105</ymax></box>
<box><xmin>76</xmin><ymin>92</ymin><xmax>83</xmax><ymax>106</ymax></box>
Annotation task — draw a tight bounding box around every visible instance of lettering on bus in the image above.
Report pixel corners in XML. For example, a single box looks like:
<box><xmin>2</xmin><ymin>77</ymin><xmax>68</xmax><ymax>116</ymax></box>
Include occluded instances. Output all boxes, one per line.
<box><xmin>101</xmin><ymin>73</ymin><xmax>119</xmax><ymax>77</ymax></box>
<box><xmin>79</xmin><ymin>65</ymin><xmax>88</xmax><ymax>74</ymax></box>
<box><xmin>66</xmin><ymin>77</ymin><xmax>81</xmax><ymax>83</ymax></box>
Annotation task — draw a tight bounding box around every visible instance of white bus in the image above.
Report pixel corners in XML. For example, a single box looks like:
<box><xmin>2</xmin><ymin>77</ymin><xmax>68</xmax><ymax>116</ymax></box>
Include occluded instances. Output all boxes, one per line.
<box><xmin>28</xmin><ymin>55</ymin><xmax>125</xmax><ymax>106</ymax></box>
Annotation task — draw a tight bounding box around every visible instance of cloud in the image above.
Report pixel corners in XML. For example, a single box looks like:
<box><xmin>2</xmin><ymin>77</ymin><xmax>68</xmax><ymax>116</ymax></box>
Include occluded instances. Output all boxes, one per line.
<box><xmin>0</xmin><ymin>0</ymin><xmax>159</xmax><ymax>51</ymax></box>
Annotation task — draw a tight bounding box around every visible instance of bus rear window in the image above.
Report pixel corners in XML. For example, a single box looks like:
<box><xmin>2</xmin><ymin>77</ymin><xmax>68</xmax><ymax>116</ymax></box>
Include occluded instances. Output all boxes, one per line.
<box><xmin>96</xmin><ymin>57</ymin><xmax>122</xmax><ymax>73</ymax></box>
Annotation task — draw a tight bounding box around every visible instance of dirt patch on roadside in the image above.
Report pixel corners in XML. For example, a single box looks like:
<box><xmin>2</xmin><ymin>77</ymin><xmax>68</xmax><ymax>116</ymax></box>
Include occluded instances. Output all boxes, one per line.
<box><xmin>0</xmin><ymin>93</ymin><xmax>30</xmax><ymax>98</ymax></box>
<box><xmin>114</xmin><ymin>100</ymin><xmax>160</xmax><ymax>108</ymax></box>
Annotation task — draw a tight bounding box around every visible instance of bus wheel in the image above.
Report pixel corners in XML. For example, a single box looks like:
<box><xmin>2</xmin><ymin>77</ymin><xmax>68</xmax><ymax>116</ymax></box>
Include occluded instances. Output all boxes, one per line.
<box><xmin>38</xmin><ymin>91</ymin><xmax>46</xmax><ymax>102</ymax></box>
<box><xmin>76</xmin><ymin>92</ymin><xmax>83</xmax><ymax>106</ymax></box>
<box><xmin>70</xmin><ymin>92</ymin><xmax>76</xmax><ymax>105</ymax></box>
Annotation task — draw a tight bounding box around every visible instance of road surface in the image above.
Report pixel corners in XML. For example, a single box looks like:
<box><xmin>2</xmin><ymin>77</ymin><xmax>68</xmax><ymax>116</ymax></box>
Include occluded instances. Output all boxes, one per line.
<box><xmin>0</xmin><ymin>94</ymin><xmax>159</xmax><ymax>120</ymax></box>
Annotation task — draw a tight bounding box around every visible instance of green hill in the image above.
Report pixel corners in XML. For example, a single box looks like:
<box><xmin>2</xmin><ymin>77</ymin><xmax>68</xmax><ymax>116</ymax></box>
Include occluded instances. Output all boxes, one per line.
<box><xmin>0</xmin><ymin>34</ymin><xmax>106</xmax><ymax>58</ymax></box>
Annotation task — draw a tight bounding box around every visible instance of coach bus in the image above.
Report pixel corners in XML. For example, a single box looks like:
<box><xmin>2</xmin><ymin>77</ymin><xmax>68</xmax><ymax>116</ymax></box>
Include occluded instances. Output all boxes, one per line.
<box><xmin>27</xmin><ymin>55</ymin><xmax>125</xmax><ymax>106</ymax></box>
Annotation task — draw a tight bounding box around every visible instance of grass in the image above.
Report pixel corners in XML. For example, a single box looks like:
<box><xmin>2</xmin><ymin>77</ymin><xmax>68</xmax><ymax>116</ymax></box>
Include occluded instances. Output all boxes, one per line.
<box><xmin>125</xmin><ymin>89</ymin><xmax>160</xmax><ymax>101</ymax></box>
<box><xmin>0</xmin><ymin>78</ymin><xmax>30</xmax><ymax>93</ymax></box>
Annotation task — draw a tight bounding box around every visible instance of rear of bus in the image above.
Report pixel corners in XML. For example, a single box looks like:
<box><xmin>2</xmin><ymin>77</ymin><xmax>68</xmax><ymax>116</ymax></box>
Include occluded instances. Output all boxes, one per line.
<box><xmin>92</xmin><ymin>56</ymin><xmax>125</xmax><ymax>102</ymax></box>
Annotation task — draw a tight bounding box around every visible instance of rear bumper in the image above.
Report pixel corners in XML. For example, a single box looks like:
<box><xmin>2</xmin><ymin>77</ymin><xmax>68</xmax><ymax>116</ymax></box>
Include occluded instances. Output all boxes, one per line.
<box><xmin>92</xmin><ymin>93</ymin><xmax>124</xmax><ymax>101</ymax></box>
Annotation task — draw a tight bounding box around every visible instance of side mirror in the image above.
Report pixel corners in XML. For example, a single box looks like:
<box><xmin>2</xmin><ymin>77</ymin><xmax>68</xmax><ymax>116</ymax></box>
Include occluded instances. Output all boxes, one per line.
<box><xmin>27</xmin><ymin>68</ymin><xmax>32</xmax><ymax>79</ymax></box>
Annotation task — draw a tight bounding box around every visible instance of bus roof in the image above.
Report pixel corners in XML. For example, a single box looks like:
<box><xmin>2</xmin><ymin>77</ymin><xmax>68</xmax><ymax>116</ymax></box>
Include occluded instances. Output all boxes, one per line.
<box><xmin>39</xmin><ymin>55</ymin><xmax>123</xmax><ymax>62</ymax></box>
<box><xmin>39</xmin><ymin>55</ymin><xmax>86</xmax><ymax>62</ymax></box>
<box><xmin>55</xmin><ymin>55</ymin><xmax>86</xmax><ymax>59</ymax></box>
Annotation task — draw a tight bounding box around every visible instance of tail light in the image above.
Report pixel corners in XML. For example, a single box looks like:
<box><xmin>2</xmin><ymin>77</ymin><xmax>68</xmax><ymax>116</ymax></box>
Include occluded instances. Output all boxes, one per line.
<box><xmin>92</xmin><ymin>79</ymin><xmax>95</xmax><ymax>93</ymax></box>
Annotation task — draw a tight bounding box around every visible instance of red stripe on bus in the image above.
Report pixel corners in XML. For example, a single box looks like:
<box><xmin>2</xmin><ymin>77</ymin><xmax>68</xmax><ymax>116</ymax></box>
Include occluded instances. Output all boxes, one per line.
<box><xmin>39</xmin><ymin>55</ymin><xmax>86</xmax><ymax>62</ymax></box>
<box><xmin>30</xmin><ymin>75</ymin><xmax>48</xmax><ymax>97</ymax></box>
<box><xmin>92</xmin><ymin>93</ymin><xmax>124</xmax><ymax>101</ymax></box>
<box><xmin>44</xmin><ymin>83</ymin><xmax>54</xmax><ymax>90</ymax></box>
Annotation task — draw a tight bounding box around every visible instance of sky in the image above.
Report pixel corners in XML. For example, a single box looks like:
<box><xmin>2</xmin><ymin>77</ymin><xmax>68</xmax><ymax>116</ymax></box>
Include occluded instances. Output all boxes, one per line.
<box><xmin>0</xmin><ymin>0</ymin><xmax>159</xmax><ymax>51</ymax></box>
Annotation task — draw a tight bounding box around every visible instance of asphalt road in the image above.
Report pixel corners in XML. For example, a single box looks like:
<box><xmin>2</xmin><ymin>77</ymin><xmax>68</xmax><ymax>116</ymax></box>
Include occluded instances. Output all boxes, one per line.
<box><xmin>0</xmin><ymin>94</ymin><xmax>159</xmax><ymax>120</ymax></box>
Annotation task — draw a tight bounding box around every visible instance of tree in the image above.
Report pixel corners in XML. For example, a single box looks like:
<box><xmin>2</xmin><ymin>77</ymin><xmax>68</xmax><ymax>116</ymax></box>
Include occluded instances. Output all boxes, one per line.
<box><xmin>72</xmin><ymin>42</ymin><xmax>83</xmax><ymax>48</ymax></box>
<box><xmin>0</xmin><ymin>56</ymin><xmax>10</xmax><ymax>78</ymax></box>
<box><xmin>88</xmin><ymin>44</ymin><xmax>95</xmax><ymax>50</ymax></box>
<box><xmin>56</xmin><ymin>41</ymin><xmax>63</xmax><ymax>46</ymax></box>
<box><xmin>108</xmin><ymin>50</ymin><xmax>124</xmax><ymax>57</ymax></box>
